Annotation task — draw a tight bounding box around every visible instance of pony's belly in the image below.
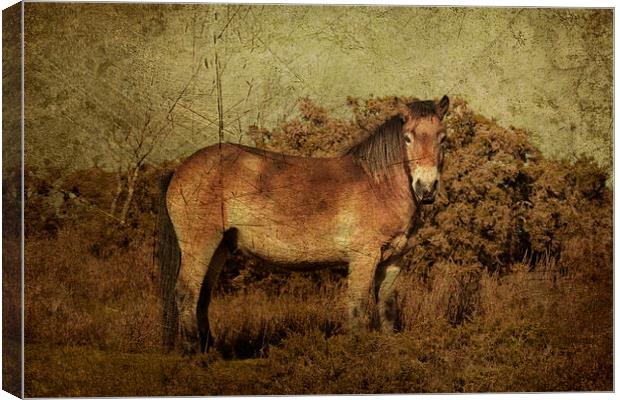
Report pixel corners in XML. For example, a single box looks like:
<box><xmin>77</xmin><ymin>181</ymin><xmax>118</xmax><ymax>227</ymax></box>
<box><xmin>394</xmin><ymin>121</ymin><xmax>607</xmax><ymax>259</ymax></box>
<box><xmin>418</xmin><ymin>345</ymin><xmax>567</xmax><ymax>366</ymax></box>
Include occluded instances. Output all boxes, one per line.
<box><xmin>234</xmin><ymin>227</ymin><xmax>349</xmax><ymax>265</ymax></box>
<box><xmin>225</xmin><ymin>191</ymin><xmax>370</xmax><ymax>265</ymax></box>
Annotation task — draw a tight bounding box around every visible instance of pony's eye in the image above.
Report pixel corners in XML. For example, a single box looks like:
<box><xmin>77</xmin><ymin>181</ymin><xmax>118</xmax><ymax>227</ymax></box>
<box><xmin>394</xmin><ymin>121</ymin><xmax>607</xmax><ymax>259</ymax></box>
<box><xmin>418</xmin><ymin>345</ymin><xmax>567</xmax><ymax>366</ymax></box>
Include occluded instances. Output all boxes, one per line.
<box><xmin>404</xmin><ymin>135</ymin><xmax>412</xmax><ymax>144</ymax></box>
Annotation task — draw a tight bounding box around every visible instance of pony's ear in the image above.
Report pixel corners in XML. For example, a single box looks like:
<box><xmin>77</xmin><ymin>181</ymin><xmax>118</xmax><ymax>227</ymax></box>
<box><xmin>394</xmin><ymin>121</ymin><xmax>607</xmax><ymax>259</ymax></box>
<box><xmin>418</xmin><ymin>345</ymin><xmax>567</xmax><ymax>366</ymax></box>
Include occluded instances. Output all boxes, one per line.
<box><xmin>395</xmin><ymin>97</ymin><xmax>411</xmax><ymax>122</ymax></box>
<box><xmin>436</xmin><ymin>95</ymin><xmax>449</xmax><ymax>120</ymax></box>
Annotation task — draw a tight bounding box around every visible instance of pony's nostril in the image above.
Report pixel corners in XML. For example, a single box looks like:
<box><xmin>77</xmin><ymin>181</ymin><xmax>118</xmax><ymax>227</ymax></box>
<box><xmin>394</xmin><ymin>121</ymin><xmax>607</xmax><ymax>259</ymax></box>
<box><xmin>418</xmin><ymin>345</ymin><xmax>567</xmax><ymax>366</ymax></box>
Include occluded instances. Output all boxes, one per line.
<box><xmin>432</xmin><ymin>179</ymin><xmax>439</xmax><ymax>193</ymax></box>
<box><xmin>414</xmin><ymin>180</ymin><xmax>423</xmax><ymax>195</ymax></box>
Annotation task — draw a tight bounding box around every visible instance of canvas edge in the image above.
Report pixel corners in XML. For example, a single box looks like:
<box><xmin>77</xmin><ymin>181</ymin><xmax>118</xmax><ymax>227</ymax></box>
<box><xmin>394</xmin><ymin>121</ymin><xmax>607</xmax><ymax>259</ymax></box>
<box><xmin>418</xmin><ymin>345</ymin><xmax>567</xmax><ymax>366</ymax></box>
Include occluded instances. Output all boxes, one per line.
<box><xmin>2</xmin><ymin>1</ymin><xmax>24</xmax><ymax>398</ymax></box>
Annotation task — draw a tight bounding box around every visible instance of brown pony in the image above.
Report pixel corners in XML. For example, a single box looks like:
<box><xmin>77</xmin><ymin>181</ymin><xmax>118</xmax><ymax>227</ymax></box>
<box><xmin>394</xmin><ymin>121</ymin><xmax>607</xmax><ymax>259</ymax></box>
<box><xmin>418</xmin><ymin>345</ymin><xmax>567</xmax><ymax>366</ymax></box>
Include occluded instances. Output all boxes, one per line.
<box><xmin>158</xmin><ymin>96</ymin><xmax>449</xmax><ymax>354</ymax></box>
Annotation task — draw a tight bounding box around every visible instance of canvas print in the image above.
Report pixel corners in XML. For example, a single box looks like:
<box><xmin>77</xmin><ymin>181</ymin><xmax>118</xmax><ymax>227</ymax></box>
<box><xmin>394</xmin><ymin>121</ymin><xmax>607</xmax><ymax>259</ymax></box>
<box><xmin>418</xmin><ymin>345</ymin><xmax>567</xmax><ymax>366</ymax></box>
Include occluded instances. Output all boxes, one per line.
<box><xmin>2</xmin><ymin>3</ymin><xmax>613</xmax><ymax>396</ymax></box>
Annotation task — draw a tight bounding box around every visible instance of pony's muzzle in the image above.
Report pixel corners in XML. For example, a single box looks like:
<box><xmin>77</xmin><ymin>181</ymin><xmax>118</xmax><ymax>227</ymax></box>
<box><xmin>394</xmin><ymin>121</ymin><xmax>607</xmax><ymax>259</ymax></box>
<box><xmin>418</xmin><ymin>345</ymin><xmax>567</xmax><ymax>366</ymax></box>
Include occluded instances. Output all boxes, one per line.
<box><xmin>413</xmin><ymin>172</ymin><xmax>439</xmax><ymax>204</ymax></box>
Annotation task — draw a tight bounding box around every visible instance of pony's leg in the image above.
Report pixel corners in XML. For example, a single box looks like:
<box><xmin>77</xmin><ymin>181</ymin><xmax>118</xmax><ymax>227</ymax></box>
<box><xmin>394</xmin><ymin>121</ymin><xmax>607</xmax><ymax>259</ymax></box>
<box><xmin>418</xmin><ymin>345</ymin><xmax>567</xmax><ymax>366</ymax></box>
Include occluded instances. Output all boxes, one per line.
<box><xmin>376</xmin><ymin>263</ymin><xmax>402</xmax><ymax>333</ymax></box>
<box><xmin>176</xmin><ymin>235</ymin><xmax>223</xmax><ymax>355</ymax></box>
<box><xmin>196</xmin><ymin>239</ymin><xmax>228</xmax><ymax>353</ymax></box>
<box><xmin>346</xmin><ymin>254</ymin><xmax>380</xmax><ymax>332</ymax></box>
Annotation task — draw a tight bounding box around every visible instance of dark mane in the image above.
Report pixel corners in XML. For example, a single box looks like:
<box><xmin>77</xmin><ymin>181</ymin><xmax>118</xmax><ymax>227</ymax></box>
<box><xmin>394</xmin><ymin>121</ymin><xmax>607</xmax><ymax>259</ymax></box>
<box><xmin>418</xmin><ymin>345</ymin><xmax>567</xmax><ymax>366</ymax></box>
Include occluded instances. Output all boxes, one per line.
<box><xmin>408</xmin><ymin>100</ymin><xmax>438</xmax><ymax>119</ymax></box>
<box><xmin>347</xmin><ymin>116</ymin><xmax>405</xmax><ymax>179</ymax></box>
<box><xmin>347</xmin><ymin>100</ymin><xmax>438</xmax><ymax>179</ymax></box>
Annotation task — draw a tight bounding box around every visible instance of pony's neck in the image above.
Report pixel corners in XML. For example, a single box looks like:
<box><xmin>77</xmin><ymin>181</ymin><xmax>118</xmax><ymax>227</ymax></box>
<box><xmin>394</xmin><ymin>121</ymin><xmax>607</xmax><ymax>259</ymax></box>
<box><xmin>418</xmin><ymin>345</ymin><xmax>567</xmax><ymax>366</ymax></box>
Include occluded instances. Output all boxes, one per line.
<box><xmin>360</xmin><ymin>160</ymin><xmax>416</xmax><ymax>218</ymax></box>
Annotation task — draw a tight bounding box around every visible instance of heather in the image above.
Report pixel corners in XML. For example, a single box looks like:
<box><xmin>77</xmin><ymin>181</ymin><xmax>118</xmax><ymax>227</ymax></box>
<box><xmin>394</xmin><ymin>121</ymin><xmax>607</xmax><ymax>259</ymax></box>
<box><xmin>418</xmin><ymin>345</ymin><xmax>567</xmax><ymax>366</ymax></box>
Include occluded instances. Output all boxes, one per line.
<box><xmin>23</xmin><ymin>97</ymin><xmax>612</xmax><ymax>395</ymax></box>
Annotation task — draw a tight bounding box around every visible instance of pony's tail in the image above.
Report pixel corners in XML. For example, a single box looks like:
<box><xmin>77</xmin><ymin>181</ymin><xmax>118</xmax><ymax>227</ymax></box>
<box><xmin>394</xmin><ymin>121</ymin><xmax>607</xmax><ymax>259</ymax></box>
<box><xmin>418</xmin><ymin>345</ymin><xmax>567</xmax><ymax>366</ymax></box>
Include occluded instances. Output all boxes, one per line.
<box><xmin>157</xmin><ymin>170</ymin><xmax>181</xmax><ymax>351</ymax></box>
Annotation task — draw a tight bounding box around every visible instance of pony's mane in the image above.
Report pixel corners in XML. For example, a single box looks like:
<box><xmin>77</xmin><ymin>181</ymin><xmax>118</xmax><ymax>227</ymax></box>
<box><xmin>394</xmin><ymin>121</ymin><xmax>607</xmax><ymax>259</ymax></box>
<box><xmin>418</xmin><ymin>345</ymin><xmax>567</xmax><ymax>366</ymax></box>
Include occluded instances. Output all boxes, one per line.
<box><xmin>347</xmin><ymin>100</ymin><xmax>438</xmax><ymax>179</ymax></box>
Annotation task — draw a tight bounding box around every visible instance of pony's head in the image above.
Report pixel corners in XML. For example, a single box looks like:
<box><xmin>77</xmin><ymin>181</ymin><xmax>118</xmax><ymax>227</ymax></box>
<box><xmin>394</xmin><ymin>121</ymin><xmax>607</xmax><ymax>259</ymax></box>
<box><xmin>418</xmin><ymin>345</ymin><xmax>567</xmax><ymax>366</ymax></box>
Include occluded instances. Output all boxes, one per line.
<box><xmin>398</xmin><ymin>96</ymin><xmax>449</xmax><ymax>204</ymax></box>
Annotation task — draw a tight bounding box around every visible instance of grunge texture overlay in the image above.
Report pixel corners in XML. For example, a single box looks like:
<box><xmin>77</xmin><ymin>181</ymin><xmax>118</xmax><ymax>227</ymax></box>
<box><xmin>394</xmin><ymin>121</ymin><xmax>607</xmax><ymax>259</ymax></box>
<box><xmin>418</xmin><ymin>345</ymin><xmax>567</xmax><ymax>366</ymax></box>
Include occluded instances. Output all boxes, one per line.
<box><xmin>23</xmin><ymin>5</ymin><xmax>612</xmax><ymax>179</ymax></box>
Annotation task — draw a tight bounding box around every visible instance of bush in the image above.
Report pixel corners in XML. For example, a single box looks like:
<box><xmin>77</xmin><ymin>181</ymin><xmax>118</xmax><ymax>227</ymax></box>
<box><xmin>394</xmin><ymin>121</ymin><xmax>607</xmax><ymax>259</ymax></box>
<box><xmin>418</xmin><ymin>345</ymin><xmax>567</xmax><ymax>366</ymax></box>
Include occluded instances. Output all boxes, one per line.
<box><xmin>249</xmin><ymin>96</ymin><xmax>612</xmax><ymax>276</ymax></box>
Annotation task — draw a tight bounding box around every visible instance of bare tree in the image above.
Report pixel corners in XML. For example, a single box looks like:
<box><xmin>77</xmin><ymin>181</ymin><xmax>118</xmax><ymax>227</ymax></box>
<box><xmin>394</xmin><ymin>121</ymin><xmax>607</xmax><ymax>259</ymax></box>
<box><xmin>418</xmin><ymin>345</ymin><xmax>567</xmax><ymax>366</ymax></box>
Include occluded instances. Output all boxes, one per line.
<box><xmin>25</xmin><ymin>4</ymin><xmax>318</xmax><ymax>227</ymax></box>
<box><xmin>107</xmin><ymin>108</ymin><xmax>174</xmax><ymax>225</ymax></box>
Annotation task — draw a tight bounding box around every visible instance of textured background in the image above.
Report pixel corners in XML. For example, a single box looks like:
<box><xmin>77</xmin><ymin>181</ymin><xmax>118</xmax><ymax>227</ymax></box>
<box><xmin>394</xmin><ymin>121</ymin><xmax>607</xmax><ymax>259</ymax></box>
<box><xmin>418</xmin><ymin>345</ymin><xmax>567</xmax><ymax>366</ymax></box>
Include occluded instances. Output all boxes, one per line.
<box><xmin>23</xmin><ymin>5</ymin><xmax>613</xmax><ymax>180</ymax></box>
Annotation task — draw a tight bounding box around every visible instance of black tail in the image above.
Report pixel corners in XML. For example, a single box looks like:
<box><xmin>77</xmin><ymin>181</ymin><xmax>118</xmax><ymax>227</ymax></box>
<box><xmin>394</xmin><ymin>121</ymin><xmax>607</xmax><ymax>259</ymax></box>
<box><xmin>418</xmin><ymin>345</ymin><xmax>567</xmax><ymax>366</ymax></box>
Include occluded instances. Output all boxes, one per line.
<box><xmin>157</xmin><ymin>171</ymin><xmax>181</xmax><ymax>351</ymax></box>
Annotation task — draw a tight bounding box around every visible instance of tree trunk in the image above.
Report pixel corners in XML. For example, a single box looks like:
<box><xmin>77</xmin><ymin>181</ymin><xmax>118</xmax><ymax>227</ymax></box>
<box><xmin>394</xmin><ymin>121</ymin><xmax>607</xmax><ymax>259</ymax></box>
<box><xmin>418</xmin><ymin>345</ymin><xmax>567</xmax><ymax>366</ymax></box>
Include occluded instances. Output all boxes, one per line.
<box><xmin>119</xmin><ymin>165</ymin><xmax>140</xmax><ymax>226</ymax></box>
<box><xmin>109</xmin><ymin>167</ymin><xmax>124</xmax><ymax>218</ymax></box>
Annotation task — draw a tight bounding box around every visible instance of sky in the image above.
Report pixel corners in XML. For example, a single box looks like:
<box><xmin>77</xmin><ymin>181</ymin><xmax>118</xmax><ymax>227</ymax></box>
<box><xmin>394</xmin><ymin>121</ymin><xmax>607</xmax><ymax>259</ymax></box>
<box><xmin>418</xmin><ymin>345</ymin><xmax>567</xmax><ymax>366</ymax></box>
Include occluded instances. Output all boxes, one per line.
<box><xmin>11</xmin><ymin>4</ymin><xmax>614</xmax><ymax>179</ymax></box>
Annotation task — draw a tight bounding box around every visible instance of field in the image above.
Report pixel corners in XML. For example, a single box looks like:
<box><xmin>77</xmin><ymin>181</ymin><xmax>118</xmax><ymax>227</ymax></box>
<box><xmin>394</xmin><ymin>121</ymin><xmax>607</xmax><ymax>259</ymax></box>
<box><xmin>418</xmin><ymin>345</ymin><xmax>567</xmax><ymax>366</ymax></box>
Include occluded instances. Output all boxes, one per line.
<box><xmin>21</xmin><ymin>98</ymin><xmax>613</xmax><ymax>395</ymax></box>
<box><xmin>23</xmin><ymin>232</ymin><xmax>612</xmax><ymax>395</ymax></box>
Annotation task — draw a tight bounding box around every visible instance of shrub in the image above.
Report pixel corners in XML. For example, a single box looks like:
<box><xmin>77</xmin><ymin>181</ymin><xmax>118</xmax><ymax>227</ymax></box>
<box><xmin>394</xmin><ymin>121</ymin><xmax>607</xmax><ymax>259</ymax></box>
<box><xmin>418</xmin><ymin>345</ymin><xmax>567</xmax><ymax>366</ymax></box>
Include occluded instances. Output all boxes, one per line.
<box><xmin>249</xmin><ymin>96</ymin><xmax>612</xmax><ymax>276</ymax></box>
